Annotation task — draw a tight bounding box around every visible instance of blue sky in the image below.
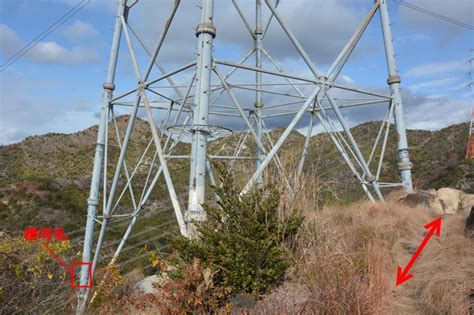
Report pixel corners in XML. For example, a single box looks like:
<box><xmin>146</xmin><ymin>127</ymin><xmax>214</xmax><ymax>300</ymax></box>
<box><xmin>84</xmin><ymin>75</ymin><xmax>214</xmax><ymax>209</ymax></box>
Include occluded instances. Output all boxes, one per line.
<box><xmin>0</xmin><ymin>0</ymin><xmax>473</xmax><ymax>145</ymax></box>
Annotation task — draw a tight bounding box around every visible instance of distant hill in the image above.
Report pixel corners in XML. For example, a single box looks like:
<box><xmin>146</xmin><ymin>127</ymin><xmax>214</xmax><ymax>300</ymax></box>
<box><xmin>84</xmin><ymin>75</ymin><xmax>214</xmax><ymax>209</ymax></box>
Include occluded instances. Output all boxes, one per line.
<box><xmin>0</xmin><ymin>117</ymin><xmax>472</xmax><ymax>235</ymax></box>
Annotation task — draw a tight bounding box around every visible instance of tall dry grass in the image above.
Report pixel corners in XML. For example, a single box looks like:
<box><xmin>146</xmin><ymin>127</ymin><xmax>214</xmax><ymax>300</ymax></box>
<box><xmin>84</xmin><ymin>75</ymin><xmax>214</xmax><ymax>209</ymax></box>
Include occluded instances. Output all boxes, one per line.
<box><xmin>253</xmin><ymin>172</ymin><xmax>474</xmax><ymax>314</ymax></box>
<box><xmin>99</xmin><ymin>168</ymin><xmax>473</xmax><ymax>314</ymax></box>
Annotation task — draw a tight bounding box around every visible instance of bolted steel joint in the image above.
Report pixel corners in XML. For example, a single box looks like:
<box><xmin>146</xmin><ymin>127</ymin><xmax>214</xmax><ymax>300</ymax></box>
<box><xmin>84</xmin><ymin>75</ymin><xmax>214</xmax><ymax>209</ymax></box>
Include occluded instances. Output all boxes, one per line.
<box><xmin>103</xmin><ymin>83</ymin><xmax>116</xmax><ymax>91</ymax></box>
<box><xmin>87</xmin><ymin>198</ymin><xmax>99</xmax><ymax>207</ymax></box>
<box><xmin>311</xmin><ymin>107</ymin><xmax>320</xmax><ymax>115</ymax></box>
<box><xmin>195</xmin><ymin>23</ymin><xmax>216</xmax><ymax>38</ymax></box>
<box><xmin>398</xmin><ymin>161</ymin><xmax>412</xmax><ymax>171</ymax></box>
<box><xmin>137</xmin><ymin>81</ymin><xmax>146</xmax><ymax>93</ymax></box>
<box><xmin>387</xmin><ymin>75</ymin><xmax>401</xmax><ymax>85</ymax></box>
<box><xmin>366</xmin><ymin>175</ymin><xmax>376</xmax><ymax>182</ymax></box>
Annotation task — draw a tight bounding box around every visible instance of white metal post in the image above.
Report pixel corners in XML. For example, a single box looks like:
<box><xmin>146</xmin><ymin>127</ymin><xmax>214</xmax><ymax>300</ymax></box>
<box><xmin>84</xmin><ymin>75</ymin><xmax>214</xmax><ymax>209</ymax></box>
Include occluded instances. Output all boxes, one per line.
<box><xmin>379</xmin><ymin>0</ymin><xmax>413</xmax><ymax>193</ymax></box>
<box><xmin>77</xmin><ymin>0</ymin><xmax>126</xmax><ymax>311</ymax></box>
<box><xmin>255</xmin><ymin>0</ymin><xmax>264</xmax><ymax>185</ymax></box>
<box><xmin>187</xmin><ymin>0</ymin><xmax>216</xmax><ymax>229</ymax></box>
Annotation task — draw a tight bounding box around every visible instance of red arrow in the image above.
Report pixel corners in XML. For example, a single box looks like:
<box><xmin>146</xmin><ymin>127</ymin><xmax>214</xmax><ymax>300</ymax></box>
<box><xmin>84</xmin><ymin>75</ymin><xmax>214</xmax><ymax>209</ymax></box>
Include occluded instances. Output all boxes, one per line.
<box><xmin>396</xmin><ymin>217</ymin><xmax>442</xmax><ymax>286</ymax></box>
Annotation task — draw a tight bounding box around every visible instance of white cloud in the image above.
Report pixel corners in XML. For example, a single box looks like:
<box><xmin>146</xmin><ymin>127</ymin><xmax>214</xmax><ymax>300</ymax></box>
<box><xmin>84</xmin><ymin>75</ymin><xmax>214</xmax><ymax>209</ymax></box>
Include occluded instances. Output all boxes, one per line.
<box><xmin>401</xmin><ymin>88</ymin><xmax>471</xmax><ymax>130</ymax></box>
<box><xmin>397</xmin><ymin>0</ymin><xmax>474</xmax><ymax>35</ymax></box>
<box><xmin>0</xmin><ymin>24</ymin><xmax>22</xmax><ymax>57</ymax></box>
<box><xmin>130</xmin><ymin>0</ymin><xmax>367</xmax><ymax>66</ymax></box>
<box><xmin>406</xmin><ymin>97</ymin><xmax>471</xmax><ymax>130</ymax></box>
<box><xmin>0</xmin><ymin>1</ymin><xmax>471</xmax><ymax>145</ymax></box>
<box><xmin>30</xmin><ymin>42</ymin><xmax>99</xmax><ymax>64</ymax></box>
<box><xmin>405</xmin><ymin>60</ymin><xmax>465</xmax><ymax>78</ymax></box>
<box><xmin>0</xmin><ymin>127</ymin><xmax>27</xmax><ymax>145</ymax></box>
<box><xmin>409</xmin><ymin>77</ymin><xmax>459</xmax><ymax>88</ymax></box>
<box><xmin>33</xmin><ymin>0</ymin><xmax>116</xmax><ymax>12</ymax></box>
<box><xmin>408</xmin><ymin>77</ymin><xmax>463</xmax><ymax>93</ymax></box>
<box><xmin>0</xmin><ymin>70</ymin><xmax>98</xmax><ymax>145</ymax></box>
<box><xmin>341</xmin><ymin>75</ymin><xmax>355</xmax><ymax>85</ymax></box>
<box><xmin>60</xmin><ymin>20</ymin><xmax>99</xmax><ymax>41</ymax></box>
<box><xmin>0</xmin><ymin>24</ymin><xmax>100</xmax><ymax>65</ymax></box>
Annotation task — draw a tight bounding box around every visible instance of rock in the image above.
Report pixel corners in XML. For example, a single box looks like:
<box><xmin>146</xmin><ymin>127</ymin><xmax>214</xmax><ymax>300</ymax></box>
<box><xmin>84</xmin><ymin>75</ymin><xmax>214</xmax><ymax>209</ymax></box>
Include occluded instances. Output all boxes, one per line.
<box><xmin>135</xmin><ymin>275</ymin><xmax>160</xmax><ymax>294</ymax></box>
<box><xmin>435</xmin><ymin>188</ymin><xmax>461</xmax><ymax>215</ymax></box>
<box><xmin>401</xmin><ymin>188</ymin><xmax>474</xmax><ymax>215</ymax></box>
<box><xmin>134</xmin><ymin>265</ymin><xmax>175</xmax><ymax>294</ymax></box>
<box><xmin>401</xmin><ymin>190</ymin><xmax>435</xmax><ymax>209</ymax></box>
<box><xmin>123</xmin><ymin>267</ymin><xmax>144</xmax><ymax>286</ymax></box>
<box><xmin>135</xmin><ymin>274</ymin><xmax>168</xmax><ymax>294</ymax></box>
<box><xmin>466</xmin><ymin>207</ymin><xmax>474</xmax><ymax>239</ymax></box>
<box><xmin>461</xmin><ymin>192</ymin><xmax>474</xmax><ymax>215</ymax></box>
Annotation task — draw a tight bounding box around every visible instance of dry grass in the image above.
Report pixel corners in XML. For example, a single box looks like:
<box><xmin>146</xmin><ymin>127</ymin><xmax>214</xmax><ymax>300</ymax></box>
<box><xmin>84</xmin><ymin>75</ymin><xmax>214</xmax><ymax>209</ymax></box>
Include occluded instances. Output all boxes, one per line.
<box><xmin>103</xmin><ymin>169</ymin><xmax>473</xmax><ymax>314</ymax></box>
<box><xmin>399</xmin><ymin>214</ymin><xmax>474</xmax><ymax>314</ymax></box>
<box><xmin>252</xmin><ymin>175</ymin><xmax>474</xmax><ymax>314</ymax></box>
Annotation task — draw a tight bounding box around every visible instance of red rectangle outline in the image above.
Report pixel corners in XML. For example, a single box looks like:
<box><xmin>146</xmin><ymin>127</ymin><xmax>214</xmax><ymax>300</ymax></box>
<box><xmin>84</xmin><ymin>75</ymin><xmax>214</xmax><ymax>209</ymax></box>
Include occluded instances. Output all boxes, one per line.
<box><xmin>71</xmin><ymin>262</ymin><xmax>92</xmax><ymax>289</ymax></box>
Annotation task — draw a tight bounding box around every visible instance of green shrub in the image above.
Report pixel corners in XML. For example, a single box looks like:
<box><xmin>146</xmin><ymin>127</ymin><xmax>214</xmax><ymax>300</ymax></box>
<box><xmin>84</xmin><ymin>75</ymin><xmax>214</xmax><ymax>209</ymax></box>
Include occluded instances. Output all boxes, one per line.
<box><xmin>174</xmin><ymin>168</ymin><xmax>302</xmax><ymax>295</ymax></box>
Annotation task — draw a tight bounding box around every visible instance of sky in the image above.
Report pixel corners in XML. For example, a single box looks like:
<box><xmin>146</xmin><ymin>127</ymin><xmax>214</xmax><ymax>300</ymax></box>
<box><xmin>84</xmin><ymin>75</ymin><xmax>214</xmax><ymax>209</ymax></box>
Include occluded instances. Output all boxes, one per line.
<box><xmin>0</xmin><ymin>0</ymin><xmax>473</xmax><ymax>145</ymax></box>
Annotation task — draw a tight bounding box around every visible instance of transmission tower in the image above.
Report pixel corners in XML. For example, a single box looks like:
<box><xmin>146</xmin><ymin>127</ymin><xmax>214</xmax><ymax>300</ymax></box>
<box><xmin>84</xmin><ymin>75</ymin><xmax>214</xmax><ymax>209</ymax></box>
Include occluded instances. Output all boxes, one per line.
<box><xmin>466</xmin><ymin>53</ymin><xmax>474</xmax><ymax>159</ymax></box>
<box><xmin>77</xmin><ymin>0</ymin><xmax>414</xmax><ymax>311</ymax></box>
<box><xmin>467</xmin><ymin>110</ymin><xmax>474</xmax><ymax>159</ymax></box>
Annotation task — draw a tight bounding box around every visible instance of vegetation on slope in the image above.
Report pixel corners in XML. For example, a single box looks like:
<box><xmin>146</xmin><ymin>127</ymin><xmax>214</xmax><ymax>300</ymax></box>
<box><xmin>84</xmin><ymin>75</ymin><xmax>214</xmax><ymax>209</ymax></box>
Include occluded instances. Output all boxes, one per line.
<box><xmin>0</xmin><ymin>118</ymin><xmax>472</xmax><ymax>313</ymax></box>
<box><xmin>0</xmin><ymin>118</ymin><xmax>471</xmax><ymax>235</ymax></box>
<box><xmin>174</xmin><ymin>168</ymin><xmax>302</xmax><ymax>295</ymax></box>
<box><xmin>253</xmin><ymin>189</ymin><xmax>473</xmax><ymax>314</ymax></box>
<box><xmin>0</xmin><ymin>238</ymin><xmax>75</xmax><ymax>314</ymax></box>
<box><xmin>89</xmin><ymin>172</ymin><xmax>473</xmax><ymax>314</ymax></box>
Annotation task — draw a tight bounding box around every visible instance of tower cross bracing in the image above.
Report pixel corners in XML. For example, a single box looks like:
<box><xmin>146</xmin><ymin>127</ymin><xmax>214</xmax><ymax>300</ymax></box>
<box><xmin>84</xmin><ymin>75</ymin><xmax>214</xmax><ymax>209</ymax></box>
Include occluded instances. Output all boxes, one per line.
<box><xmin>77</xmin><ymin>0</ymin><xmax>414</xmax><ymax>311</ymax></box>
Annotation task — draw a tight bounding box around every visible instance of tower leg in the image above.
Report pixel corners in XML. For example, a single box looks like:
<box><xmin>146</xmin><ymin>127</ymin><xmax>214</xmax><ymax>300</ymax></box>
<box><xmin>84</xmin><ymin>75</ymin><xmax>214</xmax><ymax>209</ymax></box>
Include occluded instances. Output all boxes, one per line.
<box><xmin>255</xmin><ymin>0</ymin><xmax>264</xmax><ymax>185</ymax></box>
<box><xmin>187</xmin><ymin>0</ymin><xmax>216</xmax><ymax>233</ymax></box>
<box><xmin>77</xmin><ymin>0</ymin><xmax>126</xmax><ymax>312</ymax></box>
<box><xmin>379</xmin><ymin>0</ymin><xmax>413</xmax><ymax>193</ymax></box>
<box><xmin>297</xmin><ymin>112</ymin><xmax>314</xmax><ymax>178</ymax></box>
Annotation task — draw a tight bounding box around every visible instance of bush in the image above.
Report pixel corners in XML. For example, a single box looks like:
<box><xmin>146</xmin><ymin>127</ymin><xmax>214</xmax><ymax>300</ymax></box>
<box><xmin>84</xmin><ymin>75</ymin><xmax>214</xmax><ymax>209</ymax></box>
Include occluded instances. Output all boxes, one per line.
<box><xmin>92</xmin><ymin>169</ymin><xmax>302</xmax><ymax>313</ymax></box>
<box><xmin>174</xmin><ymin>168</ymin><xmax>302</xmax><ymax>296</ymax></box>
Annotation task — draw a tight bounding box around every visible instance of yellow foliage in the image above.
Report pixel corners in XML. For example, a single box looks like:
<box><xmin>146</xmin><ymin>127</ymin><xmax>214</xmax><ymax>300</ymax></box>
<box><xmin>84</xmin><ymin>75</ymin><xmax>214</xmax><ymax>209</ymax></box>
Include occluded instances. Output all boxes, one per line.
<box><xmin>149</xmin><ymin>252</ymin><xmax>161</xmax><ymax>268</ymax></box>
<box><xmin>92</xmin><ymin>264</ymin><xmax>124</xmax><ymax>305</ymax></box>
<box><xmin>0</xmin><ymin>236</ymin><xmax>75</xmax><ymax>313</ymax></box>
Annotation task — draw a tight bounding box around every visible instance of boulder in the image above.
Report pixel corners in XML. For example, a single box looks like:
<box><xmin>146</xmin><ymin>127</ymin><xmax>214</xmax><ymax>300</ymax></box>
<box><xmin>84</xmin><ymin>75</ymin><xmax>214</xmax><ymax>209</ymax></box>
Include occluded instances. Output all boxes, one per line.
<box><xmin>401</xmin><ymin>190</ymin><xmax>435</xmax><ymax>209</ymax></box>
<box><xmin>461</xmin><ymin>192</ymin><xmax>474</xmax><ymax>214</ymax></box>
<box><xmin>401</xmin><ymin>188</ymin><xmax>474</xmax><ymax>215</ymax></box>
<box><xmin>135</xmin><ymin>274</ymin><xmax>166</xmax><ymax>294</ymax></box>
<box><xmin>123</xmin><ymin>267</ymin><xmax>144</xmax><ymax>286</ymax></box>
<box><xmin>466</xmin><ymin>206</ymin><xmax>474</xmax><ymax>239</ymax></box>
<box><xmin>434</xmin><ymin>188</ymin><xmax>461</xmax><ymax>215</ymax></box>
<box><xmin>134</xmin><ymin>265</ymin><xmax>175</xmax><ymax>294</ymax></box>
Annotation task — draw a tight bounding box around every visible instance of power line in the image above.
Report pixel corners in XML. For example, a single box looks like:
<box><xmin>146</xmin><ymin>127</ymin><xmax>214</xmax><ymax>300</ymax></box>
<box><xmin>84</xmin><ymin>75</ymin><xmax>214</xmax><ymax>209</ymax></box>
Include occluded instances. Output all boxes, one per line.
<box><xmin>393</xmin><ymin>0</ymin><xmax>474</xmax><ymax>30</ymax></box>
<box><xmin>0</xmin><ymin>0</ymin><xmax>92</xmax><ymax>72</ymax></box>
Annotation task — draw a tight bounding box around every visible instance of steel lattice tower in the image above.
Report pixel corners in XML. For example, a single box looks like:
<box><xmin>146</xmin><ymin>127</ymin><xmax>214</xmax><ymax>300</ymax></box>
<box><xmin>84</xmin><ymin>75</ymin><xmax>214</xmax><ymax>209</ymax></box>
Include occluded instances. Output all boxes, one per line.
<box><xmin>77</xmin><ymin>0</ymin><xmax>413</xmax><ymax>311</ymax></box>
<box><xmin>467</xmin><ymin>110</ymin><xmax>474</xmax><ymax>159</ymax></box>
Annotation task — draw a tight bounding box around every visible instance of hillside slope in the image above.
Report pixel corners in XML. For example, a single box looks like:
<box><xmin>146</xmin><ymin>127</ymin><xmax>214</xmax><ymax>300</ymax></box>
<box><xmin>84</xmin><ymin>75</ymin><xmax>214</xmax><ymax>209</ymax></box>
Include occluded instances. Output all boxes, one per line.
<box><xmin>0</xmin><ymin>119</ymin><xmax>472</xmax><ymax>313</ymax></box>
<box><xmin>0</xmin><ymin>118</ymin><xmax>472</xmax><ymax>234</ymax></box>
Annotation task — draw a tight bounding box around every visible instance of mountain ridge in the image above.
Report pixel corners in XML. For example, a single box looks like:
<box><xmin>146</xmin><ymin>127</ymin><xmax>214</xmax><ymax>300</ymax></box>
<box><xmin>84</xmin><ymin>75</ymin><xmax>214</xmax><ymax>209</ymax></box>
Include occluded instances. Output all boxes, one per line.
<box><xmin>0</xmin><ymin>118</ymin><xmax>472</xmax><ymax>234</ymax></box>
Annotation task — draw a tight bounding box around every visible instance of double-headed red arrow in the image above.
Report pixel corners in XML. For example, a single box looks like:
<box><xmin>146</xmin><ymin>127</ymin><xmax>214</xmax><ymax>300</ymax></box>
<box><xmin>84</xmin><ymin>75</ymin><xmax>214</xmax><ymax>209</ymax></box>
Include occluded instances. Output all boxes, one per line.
<box><xmin>396</xmin><ymin>217</ymin><xmax>442</xmax><ymax>286</ymax></box>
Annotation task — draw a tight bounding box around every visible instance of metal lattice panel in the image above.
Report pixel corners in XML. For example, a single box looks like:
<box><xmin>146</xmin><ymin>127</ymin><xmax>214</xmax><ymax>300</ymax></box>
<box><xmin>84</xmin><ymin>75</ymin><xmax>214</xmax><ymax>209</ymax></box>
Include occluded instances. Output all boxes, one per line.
<box><xmin>76</xmin><ymin>0</ymin><xmax>414</xmax><ymax>312</ymax></box>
